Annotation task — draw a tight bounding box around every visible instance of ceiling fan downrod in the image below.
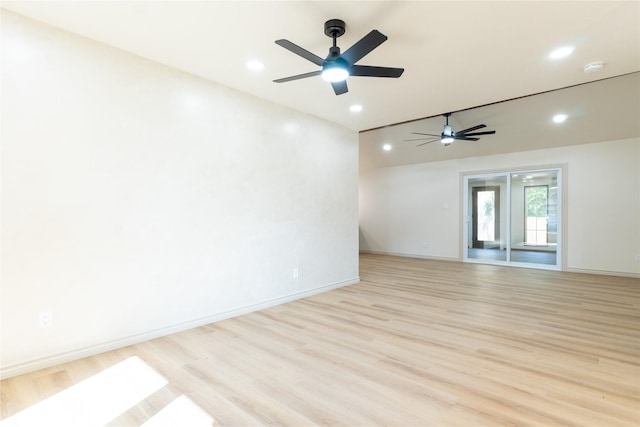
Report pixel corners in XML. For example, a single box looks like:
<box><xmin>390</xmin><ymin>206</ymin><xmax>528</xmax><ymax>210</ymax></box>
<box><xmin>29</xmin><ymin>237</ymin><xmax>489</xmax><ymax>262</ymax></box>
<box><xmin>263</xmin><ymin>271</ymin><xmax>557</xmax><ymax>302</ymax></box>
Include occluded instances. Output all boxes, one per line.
<box><xmin>325</xmin><ymin>19</ymin><xmax>345</xmax><ymax>57</ymax></box>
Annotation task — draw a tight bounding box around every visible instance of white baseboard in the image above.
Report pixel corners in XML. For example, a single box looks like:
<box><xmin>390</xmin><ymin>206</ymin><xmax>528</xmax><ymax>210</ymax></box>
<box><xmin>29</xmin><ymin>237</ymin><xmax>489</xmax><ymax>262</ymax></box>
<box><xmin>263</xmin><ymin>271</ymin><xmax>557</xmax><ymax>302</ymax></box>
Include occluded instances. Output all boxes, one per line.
<box><xmin>359</xmin><ymin>249</ymin><xmax>459</xmax><ymax>262</ymax></box>
<box><xmin>0</xmin><ymin>277</ymin><xmax>359</xmax><ymax>380</ymax></box>
<box><xmin>566</xmin><ymin>267</ymin><xmax>640</xmax><ymax>279</ymax></box>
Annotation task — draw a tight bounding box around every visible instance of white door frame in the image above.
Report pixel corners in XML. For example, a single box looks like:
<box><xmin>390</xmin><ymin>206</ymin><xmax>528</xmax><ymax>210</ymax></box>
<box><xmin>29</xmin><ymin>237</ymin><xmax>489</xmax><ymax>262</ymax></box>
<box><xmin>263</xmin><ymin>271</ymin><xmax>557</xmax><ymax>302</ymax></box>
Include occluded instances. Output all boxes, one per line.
<box><xmin>462</xmin><ymin>167</ymin><xmax>563</xmax><ymax>270</ymax></box>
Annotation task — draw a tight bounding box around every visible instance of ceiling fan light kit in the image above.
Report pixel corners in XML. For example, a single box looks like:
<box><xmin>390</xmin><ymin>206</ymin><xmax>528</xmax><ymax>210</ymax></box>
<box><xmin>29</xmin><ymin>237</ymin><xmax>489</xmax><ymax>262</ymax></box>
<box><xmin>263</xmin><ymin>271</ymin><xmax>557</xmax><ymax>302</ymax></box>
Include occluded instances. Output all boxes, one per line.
<box><xmin>321</xmin><ymin>58</ymin><xmax>349</xmax><ymax>82</ymax></box>
<box><xmin>273</xmin><ymin>19</ymin><xmax>404</xmax><ymax>95</ymax></box>
<box><xmin>441</xmin><ymin>136</ymin><xmax>454</xmax><ymax>146</ymax></box>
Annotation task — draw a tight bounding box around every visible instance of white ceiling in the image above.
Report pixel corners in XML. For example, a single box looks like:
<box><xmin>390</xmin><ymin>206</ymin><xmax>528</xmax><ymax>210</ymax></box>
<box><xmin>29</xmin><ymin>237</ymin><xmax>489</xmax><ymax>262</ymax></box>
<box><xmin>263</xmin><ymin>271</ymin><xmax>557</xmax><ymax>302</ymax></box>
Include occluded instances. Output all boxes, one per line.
<box><xmin>3</xmin><ymin>1</ymin><xmax>639</xmax><ymax>166</ymax></box>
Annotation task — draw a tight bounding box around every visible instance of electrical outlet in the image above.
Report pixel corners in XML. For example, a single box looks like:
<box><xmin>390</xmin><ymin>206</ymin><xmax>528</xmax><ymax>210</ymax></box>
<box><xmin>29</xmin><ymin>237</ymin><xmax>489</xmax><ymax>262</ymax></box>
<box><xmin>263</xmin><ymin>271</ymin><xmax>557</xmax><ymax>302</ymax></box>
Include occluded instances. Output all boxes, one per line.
<box><xmin>293</xmin><ymin>267</ymin><xmax>299</xmax><ymax>279</ymax></box>
<box><xmin>635</xmin><ymin>254</ymin><xmax>640</xmax><ymax>262</ymax></box>
<box><xmin>39</xmin><ymin>311</ymin><xmax>52</xmax><ymax>328</ymax></box>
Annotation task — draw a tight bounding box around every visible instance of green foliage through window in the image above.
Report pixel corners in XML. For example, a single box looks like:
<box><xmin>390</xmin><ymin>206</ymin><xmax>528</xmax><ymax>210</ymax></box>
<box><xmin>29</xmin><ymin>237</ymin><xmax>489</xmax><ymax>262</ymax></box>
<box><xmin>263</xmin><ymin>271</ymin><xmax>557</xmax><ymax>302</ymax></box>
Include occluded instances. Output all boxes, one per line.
<box><xmin>526</xmin><ymin>186</ymin><xmax>548</xmax><ymax>217</ymax></box>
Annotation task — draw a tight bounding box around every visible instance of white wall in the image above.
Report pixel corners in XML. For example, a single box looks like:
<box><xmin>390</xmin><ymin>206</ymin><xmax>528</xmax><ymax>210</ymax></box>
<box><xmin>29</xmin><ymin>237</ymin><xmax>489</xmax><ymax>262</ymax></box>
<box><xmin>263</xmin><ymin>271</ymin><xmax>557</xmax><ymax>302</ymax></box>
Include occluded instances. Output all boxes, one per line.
<box><xmin>360</xmin><ymin>137</ymin><xmax>640</xmax><ymax>276</ymax></box>
<box><xmin>1</xmin><ymin>12</ymin><xmax>359</xmax><ymax>377</ymax></box>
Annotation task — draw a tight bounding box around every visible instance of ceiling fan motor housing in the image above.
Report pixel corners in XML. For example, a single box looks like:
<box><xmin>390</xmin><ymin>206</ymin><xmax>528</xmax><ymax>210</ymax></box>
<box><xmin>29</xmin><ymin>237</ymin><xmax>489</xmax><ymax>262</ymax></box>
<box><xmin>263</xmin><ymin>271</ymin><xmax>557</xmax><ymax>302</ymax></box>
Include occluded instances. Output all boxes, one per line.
<box><xmin>327</xmin><ymin>46</ymin><xmax>342</xmax><ymax>59</ymax></box>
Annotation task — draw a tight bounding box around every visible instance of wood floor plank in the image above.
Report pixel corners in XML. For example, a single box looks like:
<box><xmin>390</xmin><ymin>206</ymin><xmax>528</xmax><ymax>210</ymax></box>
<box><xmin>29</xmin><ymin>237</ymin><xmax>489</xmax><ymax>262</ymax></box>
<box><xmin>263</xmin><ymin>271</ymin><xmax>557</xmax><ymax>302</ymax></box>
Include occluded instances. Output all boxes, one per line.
<box><xmin>2</xmin><ymin>253</ymin><xmax>639</xmax><ymax>426</ymax></box>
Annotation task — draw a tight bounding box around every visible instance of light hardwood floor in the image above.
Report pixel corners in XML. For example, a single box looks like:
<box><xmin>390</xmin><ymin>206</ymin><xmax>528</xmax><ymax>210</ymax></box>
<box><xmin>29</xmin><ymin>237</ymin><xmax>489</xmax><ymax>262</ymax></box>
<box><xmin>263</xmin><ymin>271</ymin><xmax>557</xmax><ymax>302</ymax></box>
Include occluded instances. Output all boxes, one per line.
<box><xmin>2</xmin><ymin>253</ymin><xmax>639</xmax><ymax>426</ymax></box>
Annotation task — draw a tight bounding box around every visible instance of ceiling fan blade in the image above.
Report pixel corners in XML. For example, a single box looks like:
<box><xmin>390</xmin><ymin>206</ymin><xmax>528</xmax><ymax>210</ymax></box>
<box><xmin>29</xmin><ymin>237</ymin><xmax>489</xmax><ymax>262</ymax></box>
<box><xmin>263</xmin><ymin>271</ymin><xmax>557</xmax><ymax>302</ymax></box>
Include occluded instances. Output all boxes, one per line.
<box><xmin>350</xmin><ymin>65</ymin><xmax>404</xmax><ymax>78</ymax></box>
<box><xmin>412</xmin><ymin>132</ymin><xmax>440</xmax><ymax>137</ymax></box>
<box><xmin>456</xmin><ymin>124</ymin><xmax>486</xmax><ymax>134</ymax></box>
<box><xmin>273</xmin><ymin>70</ymin><xmax>322</xmax><ymax>83</ymax></box>
<box><xmin>331</xmin><ymin>80</ymin><xmax>348</xmax><ymax>95</ymax></box>
<box><xmin>404</xmin><ymin>137</ymin><xmax>434</xmax><ymax>141</ymax></box>
<box><xmin>275</xmin><ymin>39</ymin><xmax>324</xmax><ymax>66</ymax></box>
<box><xmin>341</xmin><ymin>30</ymin><xmax>387</xmax><ymax>65</ymax></box>
<box><xmin>461</xmin><ymin>130</ymin><xmax>496</xmax><ymax>137</ymax></box>
<box><xmin>454</xmin><ymin>136</ymin><xmax>480</xmax><ymax>141</ymax></box>
<box><xmin>417</xmin><ymin>139</ymin><xmax>439</xmax><ymax>147</ymax></box>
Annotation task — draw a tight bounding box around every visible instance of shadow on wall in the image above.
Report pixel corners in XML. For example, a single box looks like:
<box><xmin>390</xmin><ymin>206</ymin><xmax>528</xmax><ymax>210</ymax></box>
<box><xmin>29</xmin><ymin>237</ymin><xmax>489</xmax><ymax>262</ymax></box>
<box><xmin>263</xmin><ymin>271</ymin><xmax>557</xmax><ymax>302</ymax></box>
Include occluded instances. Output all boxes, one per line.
<box><xmin>359</xmin><ymin>228</ymin><xmax>375</xmax><ymax>252</ymax></box>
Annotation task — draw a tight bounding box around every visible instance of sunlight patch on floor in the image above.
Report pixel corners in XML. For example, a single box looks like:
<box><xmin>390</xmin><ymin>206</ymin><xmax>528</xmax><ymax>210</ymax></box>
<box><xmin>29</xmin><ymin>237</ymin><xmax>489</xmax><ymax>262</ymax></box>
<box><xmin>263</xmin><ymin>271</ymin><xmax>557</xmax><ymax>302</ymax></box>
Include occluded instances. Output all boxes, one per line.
<box><xmin>1</xmin><ymin>356</ymin><xmax>167</xmax><ymax>427</ymax></box>
<box><xmin>141</xmin><ymin>395</ymin><xmax>214</xmax><ymax>426</ymax></box>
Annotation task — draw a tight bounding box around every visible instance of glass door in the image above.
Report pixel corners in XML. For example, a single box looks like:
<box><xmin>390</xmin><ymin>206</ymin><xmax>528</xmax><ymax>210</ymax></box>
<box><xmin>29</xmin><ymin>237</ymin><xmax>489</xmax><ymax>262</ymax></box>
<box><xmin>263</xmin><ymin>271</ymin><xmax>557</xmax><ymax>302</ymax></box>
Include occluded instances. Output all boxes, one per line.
<box><xmin>509</xmin><ymin>170</ymin><xmax>559</xmax><ymax>267</ymax></box>
<box><xmin>464</xmin><ymin>168</ymin><xmax>561</xmax><ymax>269</ymax></box>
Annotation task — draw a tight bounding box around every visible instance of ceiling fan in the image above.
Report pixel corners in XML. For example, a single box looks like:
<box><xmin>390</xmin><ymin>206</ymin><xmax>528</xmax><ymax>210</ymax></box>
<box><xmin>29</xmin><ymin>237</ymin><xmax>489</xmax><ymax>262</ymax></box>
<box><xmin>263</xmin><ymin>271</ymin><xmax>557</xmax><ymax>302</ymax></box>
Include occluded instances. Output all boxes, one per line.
<box><xmin>405</xmin><ymin>113</ymin><xmax>496</xmax><ymax>147</ymax></box>
<box><xmin>273</xmin><ymin>19</ymin><xmax>404</xmax><ymax>95</ymax></box>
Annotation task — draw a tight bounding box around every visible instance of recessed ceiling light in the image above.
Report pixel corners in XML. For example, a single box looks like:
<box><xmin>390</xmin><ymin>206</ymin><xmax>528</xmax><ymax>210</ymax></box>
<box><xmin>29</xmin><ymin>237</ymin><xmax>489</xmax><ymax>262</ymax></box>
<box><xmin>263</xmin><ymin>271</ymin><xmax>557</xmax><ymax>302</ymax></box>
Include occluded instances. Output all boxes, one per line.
<box><xmin>553</xmin><ymin>113</ymin><xmax>568</xmax><ymax>123</ymax></box>
<box><xmin>583</xmin><ymin>61</ymin><xmax>604</xmax><ymax>73</ymax></box>
<box><xmin>246</xmin><ymin>60</ymin><xmax>264</xmax><ymax>71</ymax></box>
<box><xmin>349</xmin><ymin>104</ymin><xmax>363</xmax><ymax>113</ymax></box>
<box><xmin>383</xmin><ymin>144</ymin><xmax>392</xmax><ymax>151</ymax></box>
<box><xmin>549</xmin><ymin>45</ymin><xmax>575</xmax><ymax>60</ymax></box>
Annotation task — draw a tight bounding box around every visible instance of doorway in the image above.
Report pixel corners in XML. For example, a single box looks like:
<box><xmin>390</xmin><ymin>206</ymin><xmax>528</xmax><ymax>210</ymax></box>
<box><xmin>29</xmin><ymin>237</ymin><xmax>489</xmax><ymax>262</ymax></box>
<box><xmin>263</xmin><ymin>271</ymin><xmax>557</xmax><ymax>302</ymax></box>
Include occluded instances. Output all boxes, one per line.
<box><xmin>466</xmin><ymin>176</ymin><xmax>507</xmax><ymax>263</ymax></box>
<box><xmin>471</xmin><ymin>186</ymin><xmax>500</xmax><ymax>249</ymax></box>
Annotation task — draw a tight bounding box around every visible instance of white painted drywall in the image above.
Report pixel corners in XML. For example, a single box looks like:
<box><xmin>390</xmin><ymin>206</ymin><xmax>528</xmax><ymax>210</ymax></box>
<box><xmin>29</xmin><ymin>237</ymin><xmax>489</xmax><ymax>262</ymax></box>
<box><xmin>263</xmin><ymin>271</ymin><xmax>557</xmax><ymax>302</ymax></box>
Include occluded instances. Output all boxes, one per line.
<box><xmin>1</xmin><ymin>11</ymin><xmax>359</xmax><ymax>377</ymax></box>
<box><xmin>360</xmin><ymin>138</ymin><xmax>640</xmax><ymax>276</ymax></box>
